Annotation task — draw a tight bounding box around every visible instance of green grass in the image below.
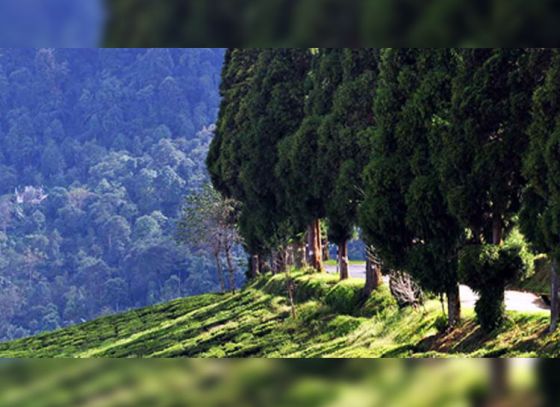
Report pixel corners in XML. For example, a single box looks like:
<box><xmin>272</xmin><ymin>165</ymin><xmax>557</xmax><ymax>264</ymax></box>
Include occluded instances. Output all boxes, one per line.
<box><xmin>0</xmin><ymin>269</ymin><xmax>557</xmax><ymax>358</ymax></box>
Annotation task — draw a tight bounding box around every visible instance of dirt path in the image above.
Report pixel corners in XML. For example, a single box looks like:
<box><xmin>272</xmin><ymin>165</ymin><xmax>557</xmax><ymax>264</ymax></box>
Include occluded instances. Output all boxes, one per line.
<box><xmin>326</xmin><ymin>263</ymin><xmax>549</xmax><ymax>312</ymax></box>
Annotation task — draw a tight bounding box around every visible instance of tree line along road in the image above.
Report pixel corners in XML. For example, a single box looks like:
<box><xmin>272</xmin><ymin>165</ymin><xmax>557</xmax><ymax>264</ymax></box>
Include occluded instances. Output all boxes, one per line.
<box><xmin>325</xmin><ymin>263</ymin><xmax>549</xmax><ymax>313</ymax></box>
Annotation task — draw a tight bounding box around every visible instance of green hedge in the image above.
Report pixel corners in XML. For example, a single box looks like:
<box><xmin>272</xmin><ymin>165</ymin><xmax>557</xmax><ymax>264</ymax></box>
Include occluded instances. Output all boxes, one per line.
<box><xmin>260</xmin><ymin>271</ymin><xmax>396</xmax><ymax>316</ymax></box>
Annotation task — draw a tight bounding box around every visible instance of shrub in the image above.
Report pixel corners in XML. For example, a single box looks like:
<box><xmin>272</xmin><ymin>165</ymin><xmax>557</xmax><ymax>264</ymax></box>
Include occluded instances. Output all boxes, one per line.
<box><xmin>262</xmin><ymin>271</ymin><xmax>395</xmax><ymax>317</ymax></box>
<box><xmin>474</xmin><ymin>287</ymin><xmax>506</xmax><ymax>332</ymax></box>
<box><xmin>505</xmin><ymin>227</ymin><xmax>536</xmax><ymax>281</ymax></box>
<box><xmin>459</xmin><ymin>244</ymin><xmax>524</xmax><ymax>331</ymax></box>
<box><xmin>261</xmin><ymin>271</ymin><xmax>338</xmax><ymax>302</ymax></box>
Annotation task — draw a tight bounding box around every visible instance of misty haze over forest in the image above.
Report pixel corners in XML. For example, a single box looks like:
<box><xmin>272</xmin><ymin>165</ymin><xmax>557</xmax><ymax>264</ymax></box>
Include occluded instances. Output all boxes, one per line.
<box><xmin>0</xmin><ymin>48</ymin><xmax>250</xmax><ymax>340</ymax></box>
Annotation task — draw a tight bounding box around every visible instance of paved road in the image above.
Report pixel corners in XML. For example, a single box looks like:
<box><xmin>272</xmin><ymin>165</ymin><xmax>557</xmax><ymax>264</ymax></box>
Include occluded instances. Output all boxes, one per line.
<box><xmin>326</xmin><ymin>263</ymin><xmax>549</xmax><ymax>312</ymax></box>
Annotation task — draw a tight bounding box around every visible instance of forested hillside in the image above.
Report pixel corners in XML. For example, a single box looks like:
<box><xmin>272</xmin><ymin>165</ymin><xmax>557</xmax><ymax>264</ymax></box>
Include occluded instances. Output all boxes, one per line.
<box><xmin>0</xmin><ymin>48</ymin><xmax>233</xmax><ymax>341</ymax></box>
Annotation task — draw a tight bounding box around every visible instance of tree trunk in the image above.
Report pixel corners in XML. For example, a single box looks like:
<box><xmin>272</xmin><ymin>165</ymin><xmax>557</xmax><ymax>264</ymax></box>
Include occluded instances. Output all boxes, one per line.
<box><xmin>322</xmin><ymin>238</ymin><xmax>329</xmax><ymax>261</ymax></box>
<box><xmin>259</xmin><ymin>255</ymin><xmax>268</xmax><ymax>275</ymax></box>
<box><xmin>269</xmin><ymin>250</ymin><xmax>277</xmax><ymax>275</ymax></box>
<box><xmin>308</xmin><ymin>219</ymin><xmax>324</xmax><ymax>272</ymax></box>
<box><xmin>225</xmin><ymin>246</ymin><xmax>235</xmax><ymax>293</ymax></box>
<box><xmin>492</xmin><ymin>217</ymin><xmax>503</xmax><ymax>245</ymax></box>
<box><xmin>293</xmin><ymin>241</ymin><xmax>305</xmax><ymax>269</ymax></box>
<box><xmin>214</xmin><ymin>253</ymin><xmax>225</xmax><ymax>293</ymax></box>
<box><xmin>490</xmin><ymin>216</ymin><xmax>506</xmax><ymax>330</ymax></box>
<box><xmin>550</xmin><ymin>257</ymin><xmax>559</xmax><ymax>333</ymax></box>
<box><xmin>315</xmin><ymin>219</ymin><xmax>324</xmax><ymax>272</ymax></box>
<box><xmin>306</xmin><ymin>224</ymin><xmax>314</xmax><ymax>265</ymax></box>
<box><xmin>250</xmin><ymin>254</ymin><xmax>260</xmax><ymax>279</ymax></box>
<box><xmin>286</xmin><ymin>244</ymin><xmax>295</xmax><ymax>268</ymax></box>
<box><xmin>446</xmin><ymin>283</ymin><xmax>461</xmax><ymax>327</ymax></box>
<box><xmin>278</xmin><ymin>248</ymin><xmax>288</xmax><ymax>273</ymax></box>
<box><xmin>338</xmin><ymin>240</ymin><xmax>349</xmax><ymax>280</ymax></box>
<box><xmin>364</xmin><ymin>247</ymin><xmax>382</xmax><ymax>297</ymax></box>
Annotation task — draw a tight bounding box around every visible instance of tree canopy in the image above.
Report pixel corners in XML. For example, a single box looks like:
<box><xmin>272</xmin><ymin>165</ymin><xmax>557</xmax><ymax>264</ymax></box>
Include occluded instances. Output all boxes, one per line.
<box><xmin>209</xmin><ymin>47</ymin><xmax>555</xmax><ymax>332</ymax></box>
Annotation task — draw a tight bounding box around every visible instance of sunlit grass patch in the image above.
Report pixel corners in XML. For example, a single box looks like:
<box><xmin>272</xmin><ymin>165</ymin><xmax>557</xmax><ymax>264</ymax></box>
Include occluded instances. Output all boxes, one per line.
<box><xmin>0</xmin><ymin>270</ymin><xmax>558</xmax><ymax>358</ymax></box>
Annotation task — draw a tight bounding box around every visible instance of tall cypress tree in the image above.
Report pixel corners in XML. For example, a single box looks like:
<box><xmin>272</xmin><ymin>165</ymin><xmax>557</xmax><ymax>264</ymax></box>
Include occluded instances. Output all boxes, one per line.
<box><xmin>208</xmin><ymin>48</ymin><xmax>259</xmax><ymax>198</ymax></box>
<box><xmin>519</xmin><ymin>49</ymin><xmax>559</xmax><ymax>331</ymax></box>
<box><xmin>239</xmin><ymin>49</ymin><xmax>312</xmax><ymax>266</ymax></box>
<box><xmin>440</xmin><ymin>49</ymin><xmax>537</xmax><ymax>330</ymax></box>
<box><xmin>276</xmin><ymin>48</ymin><xmax>344</xmax><ymax>273</ymax></box>
<box><xmin>401</xmin><ymin>49</ymin><xmax>465</xmax><ymax>325</ymax></box>
<box><xmin>360</xmin><ymin>49</ymin><xmax>416</xmax><ymax>277</ymax></box>
<box><xmin>359</xmin><ymin>49</ymin><xmax>464</xmax><ymax>325</ymax></box>
<box><xmin>207</xmin><ymin>48</ymin><xmax>263</xmax><ymax>276</ymax></box>
<box><xmin>318</xmin><ymin>49</ymin><xmax>379</xmax><ymax>281</ymax></box>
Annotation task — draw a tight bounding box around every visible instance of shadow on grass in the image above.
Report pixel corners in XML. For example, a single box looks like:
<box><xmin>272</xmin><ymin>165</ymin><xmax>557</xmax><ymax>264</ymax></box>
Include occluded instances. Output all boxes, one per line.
<box><xmin>413</xmin><ymin>314</ymin><xmax>554</xmax><ymax>357</ymax></box>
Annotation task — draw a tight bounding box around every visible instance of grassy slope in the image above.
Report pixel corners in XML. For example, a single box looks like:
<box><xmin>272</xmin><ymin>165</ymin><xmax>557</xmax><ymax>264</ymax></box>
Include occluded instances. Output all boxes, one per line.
<box><xmin>0</xmin><ymin>270</ymin><xmax>559</xmax><ymax>358</ymax></box>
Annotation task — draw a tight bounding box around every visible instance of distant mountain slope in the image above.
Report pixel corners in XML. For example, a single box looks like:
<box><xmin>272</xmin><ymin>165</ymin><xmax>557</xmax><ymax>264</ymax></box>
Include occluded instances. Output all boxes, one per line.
<box><xmin>0</xmin><ymin>48</ymin><xmax>234</xmax><ymax>342</ymax></box>
<box><xmin>0</xmin><ymin>270</ymin><xmax>556</xmax><ymax>358</ymax></box>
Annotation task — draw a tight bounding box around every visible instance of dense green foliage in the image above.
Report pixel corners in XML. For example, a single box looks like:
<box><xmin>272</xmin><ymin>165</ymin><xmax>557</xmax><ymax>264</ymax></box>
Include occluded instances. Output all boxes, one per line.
<box><xmin>210</xmin><ymin>49</ymin><xmax>380</xmax><ymax>278</ymax></box>
<box><xmin>209</xmin><ymin>49</ymin><xmax>312</xmax><ymax>266</ymax></box>
<box><xmin>210</xmin><ymin>48</ymin><xmax>557</xmax><ymax>334</ymax></box>
<box><xmin>360</xmin><ymin>49</ymin><xmax>416</xmax><ymax>270</ymax></box>
<box><xmin>459</xmin><ymin>244</ymin><xmax>524</xmax><ymax>330</ymax></box>
<box><xmin>441</xmin><ymin>50</ymin><xmax>534</xmax><ymax>241</ymax></box>
<box><xmin>0</xmin><ymin>49</ymin><xmax>234</xmax><ymax>341</ymax></box>
<box><xmin>320</xmin><ymin>49</ymin><xmax>379</xmax><ymax>254</ymax></box>
<box><xmin>207</xmin><ymin>49</ymin><xmax>259</xmax><ymax>201</ymax></box>
<box><xmin>520</xmin><ymin>50</ymin><xmax>560</xmax><ymax>260</ymax></box>
<box><xmin>359</xmin><ymin>49</ymin><xmax>464</xmax><ymax>324</ymax></box>
<box><xmin>0</xmin><ymin>271</ymin><xmax>555</xmax><ymax>358</ymax></box>
<box><xmin>240</xmin><ymin>49</ymin><xmax>311</xmax><ymax>250</ymax></box>
<box><xmin>519</xmin><ymin>49</ymin><xmax>560</xmax><ymax>330</ymax></box>
<box><xmin>439</xmin><ymin>49</ymin><xmax>544</xmax><ymax>329</ymax></box>
<box><xmin>207</xmin><ymin>49</ymin><xmax>267</xmax><ymax>263</ymax></box>
<box><xmin>276</xmin><ymin>49</ymin><xmax>343</xmax><ymax>234</ymax></box>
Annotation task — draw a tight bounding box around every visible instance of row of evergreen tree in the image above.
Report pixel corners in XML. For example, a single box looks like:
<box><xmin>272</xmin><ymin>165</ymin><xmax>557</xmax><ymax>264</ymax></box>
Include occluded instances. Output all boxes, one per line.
<box><xmin>208</xmin><ymin>48</ymin><xmax>560</xmax><ymax>332</ymax></box>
